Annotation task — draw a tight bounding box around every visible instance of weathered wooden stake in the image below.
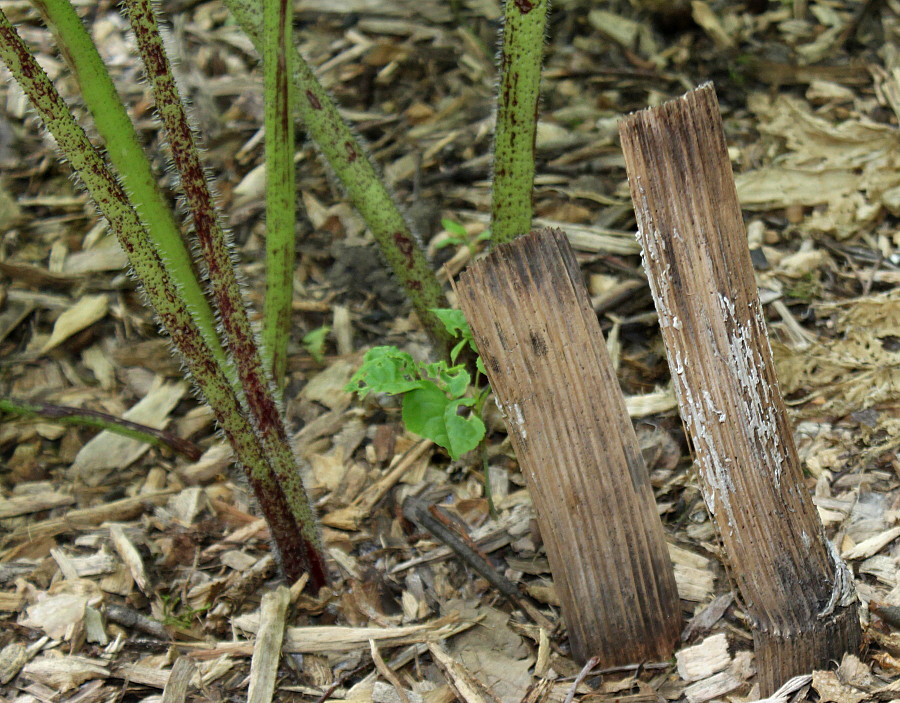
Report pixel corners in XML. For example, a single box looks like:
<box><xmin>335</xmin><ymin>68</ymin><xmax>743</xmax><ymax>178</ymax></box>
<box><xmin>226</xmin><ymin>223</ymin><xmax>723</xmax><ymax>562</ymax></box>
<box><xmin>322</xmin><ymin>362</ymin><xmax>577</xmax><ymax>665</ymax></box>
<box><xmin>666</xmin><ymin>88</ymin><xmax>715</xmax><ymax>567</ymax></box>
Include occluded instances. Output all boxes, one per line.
<box><xmin>457</xmin><ymin>229</ymin><xmax>681</xmax><ymax>665</ymax></box>
<box><xmin>619</xmin><ymin>83</ymin><xmax>860</xmax><ymax>693</ymax></box>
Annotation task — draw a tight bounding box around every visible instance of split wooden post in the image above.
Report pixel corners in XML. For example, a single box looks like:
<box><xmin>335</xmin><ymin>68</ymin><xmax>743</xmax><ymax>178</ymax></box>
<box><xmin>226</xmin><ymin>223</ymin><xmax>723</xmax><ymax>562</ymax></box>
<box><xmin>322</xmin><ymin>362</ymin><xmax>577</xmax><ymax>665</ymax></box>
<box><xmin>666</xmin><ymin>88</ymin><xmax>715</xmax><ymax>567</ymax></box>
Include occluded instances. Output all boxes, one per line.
<box><xmin>457</xmin><ymin>229</ymin><xmax>681</xmax><ymax>665</ymax></box>
<box><xmin>619</xmin><ymin>83</ymin><xmax>860</xmax><ymax>693</ymax></box>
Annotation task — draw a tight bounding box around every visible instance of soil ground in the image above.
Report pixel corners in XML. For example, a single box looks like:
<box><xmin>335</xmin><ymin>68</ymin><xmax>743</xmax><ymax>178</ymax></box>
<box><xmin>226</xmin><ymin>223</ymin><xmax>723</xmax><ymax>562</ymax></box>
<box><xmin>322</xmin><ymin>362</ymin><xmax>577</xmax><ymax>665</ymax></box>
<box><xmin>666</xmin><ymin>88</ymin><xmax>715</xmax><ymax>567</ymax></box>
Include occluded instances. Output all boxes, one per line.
<box><xmin>0</xmin><ymin>0</ymin><xmax>898</xmax><ymax>701</ymax></box>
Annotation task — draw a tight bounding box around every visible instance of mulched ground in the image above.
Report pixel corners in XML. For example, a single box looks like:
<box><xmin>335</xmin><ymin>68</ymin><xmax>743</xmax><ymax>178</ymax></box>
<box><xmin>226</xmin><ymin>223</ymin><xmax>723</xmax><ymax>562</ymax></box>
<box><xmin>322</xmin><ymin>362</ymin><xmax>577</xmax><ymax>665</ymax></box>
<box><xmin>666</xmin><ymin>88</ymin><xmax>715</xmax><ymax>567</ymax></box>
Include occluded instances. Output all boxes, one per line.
<box><xmin>0</xmin><ymin>0</ymin><xmax>899</xmax><ymax>701</ymax></box>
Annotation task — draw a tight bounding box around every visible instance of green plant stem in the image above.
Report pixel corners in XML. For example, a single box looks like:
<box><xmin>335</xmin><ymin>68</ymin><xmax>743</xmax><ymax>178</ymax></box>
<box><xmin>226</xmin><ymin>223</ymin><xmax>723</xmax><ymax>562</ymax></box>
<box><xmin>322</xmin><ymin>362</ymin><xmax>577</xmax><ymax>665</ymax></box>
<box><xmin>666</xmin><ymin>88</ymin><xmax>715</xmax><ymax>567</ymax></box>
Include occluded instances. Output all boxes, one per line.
<box><xmin>223</xmin><ymin>0</ymin><xmax>455</xmax><ymax>358</ymax></box>
<box><xmin>490</xmin><ymin>0</ymin><xmax>548</xmax><ymax>245</ymax></box>
<box><xmin>0</xmin><ymin>398</ymin><xmax>202</xmax><ymax>460</ymax></box>
<box><xmin>0</xmin><ymin>8</ymin><xmax>326</xmax><ymax>589</ymax></box>
<box><xmin>123</xmin><ymin>0</ymin><xmax>325</xmax><ymax>585</ymax></box>
<box><xmin>262</xmin><ymin>0</ymin><xmax>296</xmax><ymax>392</ymax></box>
<box><xmin>30</xmin><ymin>0</ymin><xmax>231</xmax><ymax>388</ymax></box>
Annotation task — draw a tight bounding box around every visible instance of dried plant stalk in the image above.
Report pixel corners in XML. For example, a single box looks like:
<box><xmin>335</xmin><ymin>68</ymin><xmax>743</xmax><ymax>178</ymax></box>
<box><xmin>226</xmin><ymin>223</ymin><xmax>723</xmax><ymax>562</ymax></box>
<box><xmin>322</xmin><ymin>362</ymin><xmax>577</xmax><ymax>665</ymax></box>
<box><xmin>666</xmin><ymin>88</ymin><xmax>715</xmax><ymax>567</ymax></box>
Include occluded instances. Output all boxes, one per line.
<box><xmin>619</xmin><ymin>83</ymin><xmax>860</xmax><ymax>693</ymax></box>
<box><xmin>457</xmin><ymin>228</ymin><xmax>681</xmax><ymax>664</ymax></box>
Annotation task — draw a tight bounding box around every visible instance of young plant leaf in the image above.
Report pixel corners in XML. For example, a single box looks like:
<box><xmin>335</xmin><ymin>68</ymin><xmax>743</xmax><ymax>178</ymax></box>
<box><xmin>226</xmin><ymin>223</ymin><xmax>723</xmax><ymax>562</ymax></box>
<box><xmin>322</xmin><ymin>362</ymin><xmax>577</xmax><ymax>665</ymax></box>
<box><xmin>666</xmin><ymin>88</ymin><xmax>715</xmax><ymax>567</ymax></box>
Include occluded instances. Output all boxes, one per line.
<box><xmin>302</xmin><ymin>325</ymin><xmax>330</xmax><ymax>364</ymax></box>
<box><xmin>402</xmin><ymin>383</ymin><xmax>454</xmax><ymax>454</ymax></box>
<box><xmin>345</xmin><ymin>346</ymin><xmax>422</xmax><ymax>398</ymax></box>
<box><xmin>432</xmin><ymin>308</ymin><xmax>470</xmax><ymax>339</ymax></box>
<box><xmin>441</xmin><ymin>218</ymin><xmax>469</xmax><ymax>238</ymax></box>
<box><xmin>431</xmin><ymin>308</ymin><xmax>480</xmax><ymax>364</ymax></box>
<box><xmin>401</xmin><ymin>384</ymin><xmax>484</xmax><ymax>461</ymax></box>
<box><xmin>444</xmin><ymin>397</ymin><xmax>486</xmax><ymax>460</ymax></box>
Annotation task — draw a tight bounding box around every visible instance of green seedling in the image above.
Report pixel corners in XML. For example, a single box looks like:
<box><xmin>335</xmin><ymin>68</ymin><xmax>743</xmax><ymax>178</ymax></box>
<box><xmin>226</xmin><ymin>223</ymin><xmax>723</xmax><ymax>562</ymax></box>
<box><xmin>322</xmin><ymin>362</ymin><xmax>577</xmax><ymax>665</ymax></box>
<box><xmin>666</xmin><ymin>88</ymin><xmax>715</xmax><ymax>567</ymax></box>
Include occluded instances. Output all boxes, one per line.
<box><xmin>302</xmin><ymin>325</ymin><xmax>331</xmax><ymax>364</ymax></box>
<box><xmin>158</xmin><ymin>593</ymin><xmax>211</xmax><ymax>629</ymax></box>
<box><xmin>435</xmin><ymin>219</ymin><xmax>493</xmax><ymax>254</ymax></box>
<box><xmin>346</xmin><ymin>310</ymin><xmax>488</xmax><ymax>461</ymax></box>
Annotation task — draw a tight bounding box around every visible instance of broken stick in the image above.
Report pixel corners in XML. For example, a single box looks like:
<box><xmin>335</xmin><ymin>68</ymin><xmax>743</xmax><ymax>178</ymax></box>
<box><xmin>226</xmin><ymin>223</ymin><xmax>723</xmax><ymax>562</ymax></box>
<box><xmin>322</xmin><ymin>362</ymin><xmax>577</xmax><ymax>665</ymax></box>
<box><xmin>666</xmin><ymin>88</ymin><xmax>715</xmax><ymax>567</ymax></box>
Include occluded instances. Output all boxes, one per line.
<box><xmin>619</xmin><ymin>83</ymin><xmax>860</xmax><ymax>694</ymax></box>
<box><xmin>457</xmin><ymin>228</ymin><xmax>681</xmax><ymax>665</ymax></box>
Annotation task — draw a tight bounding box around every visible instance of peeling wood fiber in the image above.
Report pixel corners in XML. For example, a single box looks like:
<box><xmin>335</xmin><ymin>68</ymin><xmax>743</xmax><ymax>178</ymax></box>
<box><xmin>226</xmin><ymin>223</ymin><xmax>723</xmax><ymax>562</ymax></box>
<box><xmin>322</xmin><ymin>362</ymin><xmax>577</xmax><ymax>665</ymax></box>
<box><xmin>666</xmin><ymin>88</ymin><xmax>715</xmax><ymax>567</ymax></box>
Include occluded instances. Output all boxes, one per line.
<box><xmin>619</xmin><ymin>83</ymin><xmax>860</xmax><ymax>694</ymax></box>
<box><xmin>457</xmin><ymin>228</ymin><xmax>681</xmax><ymax>665</ymax></box>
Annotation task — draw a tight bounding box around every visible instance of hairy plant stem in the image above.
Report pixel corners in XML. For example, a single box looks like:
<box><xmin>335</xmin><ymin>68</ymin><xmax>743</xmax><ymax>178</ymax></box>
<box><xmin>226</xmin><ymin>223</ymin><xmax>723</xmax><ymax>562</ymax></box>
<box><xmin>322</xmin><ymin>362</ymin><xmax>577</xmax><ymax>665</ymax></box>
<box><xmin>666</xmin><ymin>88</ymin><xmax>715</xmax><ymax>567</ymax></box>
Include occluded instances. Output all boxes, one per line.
<box><xmin>0</xmin><ymin>7</ymin><xmax>325</xmax><ymax>588</ymax></box>
<box><xmin>262</xmin><ymin>0</ymin><xmax>296</xmax><ymax>392</ymax></box>
<box><xmin>30</xmin><ymin>0</ymin><xmax>230</xmax><ymax>386</ymax></box>
<box><xmin>123</xmin><ymin>0</ymin><xmax>324</xmax><ymax>586</ymax></box>
<box><xmin>223</xmin><ymin>0</ymin><xmax>454</xmax><ymax>358</ymax></box>
<box><xmin>490</xmin><ymin>0</ymin><xmax>548</xmax><ymax>245</ymax></box>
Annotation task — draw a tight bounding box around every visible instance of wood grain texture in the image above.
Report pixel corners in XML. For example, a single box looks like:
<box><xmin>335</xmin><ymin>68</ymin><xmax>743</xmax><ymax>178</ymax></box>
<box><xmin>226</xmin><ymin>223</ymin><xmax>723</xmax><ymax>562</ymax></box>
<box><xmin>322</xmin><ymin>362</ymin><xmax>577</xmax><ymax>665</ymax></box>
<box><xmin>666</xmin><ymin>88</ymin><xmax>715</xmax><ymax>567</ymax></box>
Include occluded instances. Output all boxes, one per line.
<box><xmin>457</xmin><ymin>228</ymin><xmax>681</xmax><ymax>665</ymax></box>
<box><xmin>619</xmin><ymin>83</ymin><xmax>860</xmax><ymax>693</ymax></box>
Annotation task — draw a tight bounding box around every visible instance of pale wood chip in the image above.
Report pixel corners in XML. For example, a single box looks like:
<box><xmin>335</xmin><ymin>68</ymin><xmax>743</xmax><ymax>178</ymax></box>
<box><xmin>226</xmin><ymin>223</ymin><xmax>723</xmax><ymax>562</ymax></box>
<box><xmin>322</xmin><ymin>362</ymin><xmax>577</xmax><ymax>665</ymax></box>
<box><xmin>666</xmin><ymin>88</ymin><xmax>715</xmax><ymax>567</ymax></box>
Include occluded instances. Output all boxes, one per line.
<box><xmin>841</xmin><ymin>526</ymin><xmax>900</xmax><ymax>560</ymax></box>
<box><xmin>201</xmin><ymin>518</ymin><xmax>267</xmax><ymax>558</ymax></box>
<box><xmin>23</xmin><ymin>655</ymin><xmax>110</xmax><ymax>693</ymax></box>
<box><xmin>321</xmin><ymin>505</ymin><xmax>368</xmax><ymax>530</ymax></box>
<box><xmin>0</xmin><ymin>591</ymin><xmax>24</xmax><ymax>612</ymax></box>
<box><xmin>57</xmin><ymin>545</ymin><xmax>119</xmax><ymax>578</ymax></box>
<box><xmin>113</xmin><ymin>663</ymin><xmax>171</xmax><ymax>689</ymax></box>
<box><xmin>221</xmin><ymin>550</ymin><xmax>259</xmax><ymax>572</ymax></box>
<box><xmin>84</xmin><ymin>605</ymin><xmax>108</xmax><ymax>645</ymax></box>
<box><xmin>0</xmin><ymin>642</ymin><xmax>27</xmax><ymax>684</ymax></box>
<box><xmin>0</xmin><ymin>491</ymin><xmax>74</xmax><ymax>519</ymax></box>
<box><xmin>683</xmin><ymin>670</ymin><xmax>742</xmax><ymax>703</ymax></box>
<box><xmin>744</xmin><ymin>674</ymin><xmax>812</xmax><ymax>703</ymax></box>
<box><xmin>372</xmin><ymin>681</ymin><xmax>424</xmax><ymax>703</ymax></box>
<box><xmin>109</xmin><ymin>524</ymin><xmax>150</xmax><ymax>594</ymax></box>
<box><xmin>177</xmin><ymin>442</ymin><xmax>232</xmax><ymax>484</ymax></box>
<box><xmin>427</xmin><ymin>641</ymin><xmax>498</xmax><ymax>703</ymax></box>
<box><xmin>160</xmin><ymin>658</ymin><xmax>196</xmax><ymax>702</ymax></box>
<box><xmin>333</xmin><ymin>305</ymin><xmax>354</xmax><ymax>355</ymax></box>
<box><xmin>50</xmin><ymin>547</ymin><xmax>79</xmax><ymax>581</ymax></box>
<box><xmin>669</xmin><ymin>543</ymin><xmax>716</xmax><ymax>602</ymax></box>
<box><xmin>370</xmin><ymin>640</ymin><xmax>412</xmax><ymax>703</ymax></box>
<box><xmin>676</xmin><ymin>633</ymin><xmax>731</xmax><ymax>682</ymax></box>
<box><xmin>247</xmin><ymin>586</ymin><xmax>290</xmax><ymax>703</ymax></box>
<box><xmin>167</xmin><ymin>486</ymin><xmax>205</xmax><ymax>525</ymax></box>
<box><xmin>624</xmin><ymin>387</ymin><xmax>678</xmax><ymax>417</ymax></box>
<box><xmin>73</xmin><ymin>380</ymin><xmax>188</xmax><ymax>484</ymax></box>
<box><xmin>40</xmin><ymin>294</ymin><xmax>108</xmax><ymax>354</ymax></box>
<box><xmin>3</xmin><ymin>489</ymin><xmax>176</xmax><ymax>545</ymax></box>
<box><xmin>811</xmin><ymin>670</ymin><xmax>867</xmax><ymax>703</ymax></box>
<box><xmin>196</xmin><ymin>615</ymin><xmax>471</xmax><ymax>657</ymax></box>
<box><xmin>23</xmin><ymin>592</ymin><xmax>88</xmax><ymax>639</ymax></box>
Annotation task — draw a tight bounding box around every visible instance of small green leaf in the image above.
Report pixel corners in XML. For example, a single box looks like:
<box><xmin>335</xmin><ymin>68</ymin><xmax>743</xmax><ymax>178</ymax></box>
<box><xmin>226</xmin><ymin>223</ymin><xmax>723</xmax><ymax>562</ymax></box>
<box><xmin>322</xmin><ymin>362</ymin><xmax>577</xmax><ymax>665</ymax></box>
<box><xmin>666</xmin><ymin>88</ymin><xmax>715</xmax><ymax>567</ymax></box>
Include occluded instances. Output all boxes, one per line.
<box><xmin>444</xmin><ymin>397</ymin><xmax>486</xmax><ymax>459</ymax></box>
<box><xmin>402</xmin><ymin>382</ymin><xmax>453</xmax><ymax>450</ymax></box>
<box><xmin>402</xmin><ymin>386</ymin><xmax>485</xmax><ymax>460</ymax></box>
<box><xmin>345</xmin><ymin>346</ymin><xmax>421</xmax><ymax>397</ymax></box>
<box><xmin>438</xmin><ymin>366</ymin><xmax>470</xmax><ymax>398</ymax></box>
<box><xmin>302</xmin><ymin>325</ymin><xmax>330</xmax><ymax>364</ymax></box>
<box><xmin>449</xmin><ymin>338</ymin><xmax>467</xmax><ymax>364</ymax></box>
<box><xmin>431</xmin><ymin>308</ymin><xmax>470</xmax><ymax>339</ymax></box>
<box><xmin>441</xmin><ymin>218</ymin><xmax>468</xmax><ymax>237</ymax></box>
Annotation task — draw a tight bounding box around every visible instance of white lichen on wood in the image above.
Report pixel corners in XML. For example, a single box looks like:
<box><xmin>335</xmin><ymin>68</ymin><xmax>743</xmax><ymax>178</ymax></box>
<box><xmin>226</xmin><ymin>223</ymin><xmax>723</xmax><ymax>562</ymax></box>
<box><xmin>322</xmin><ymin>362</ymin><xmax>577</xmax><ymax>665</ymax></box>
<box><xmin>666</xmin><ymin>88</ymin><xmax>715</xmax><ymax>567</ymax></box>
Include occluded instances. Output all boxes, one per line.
<box><xmin>718</xmin><ymin>293</ymin><xmax>785</xmax><ymax>489</ymax></box>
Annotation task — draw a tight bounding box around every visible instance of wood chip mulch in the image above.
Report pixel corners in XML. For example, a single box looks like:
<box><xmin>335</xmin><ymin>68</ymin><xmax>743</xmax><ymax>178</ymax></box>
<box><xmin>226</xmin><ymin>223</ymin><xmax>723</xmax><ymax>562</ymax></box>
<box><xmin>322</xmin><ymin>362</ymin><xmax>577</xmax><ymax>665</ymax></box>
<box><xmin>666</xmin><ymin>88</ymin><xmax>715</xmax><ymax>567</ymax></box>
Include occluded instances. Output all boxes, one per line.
<box><xmin>0</xmin><ymin>1</ymin><xmax>898</xmax><ymax>701</ymax></box>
